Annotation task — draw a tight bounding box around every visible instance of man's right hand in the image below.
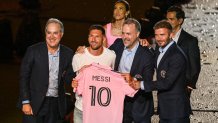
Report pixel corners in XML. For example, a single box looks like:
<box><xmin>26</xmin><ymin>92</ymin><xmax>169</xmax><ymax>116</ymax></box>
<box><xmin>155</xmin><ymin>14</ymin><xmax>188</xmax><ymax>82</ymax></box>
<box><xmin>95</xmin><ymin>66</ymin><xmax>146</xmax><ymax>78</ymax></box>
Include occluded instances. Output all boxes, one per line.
<box><xmin>22</xmin><ymin>103</ymin><xmax>33</xmax><ymax>115</ymax></box>
<box><xmin>72</xmin><ymin>78</ymin><xmax>78</xmax><ymax>88</ymax></box>
<box><xmin>76</xmin><ymin>46</ymin><xmax>86</xmax><ymax>54</ymax></box>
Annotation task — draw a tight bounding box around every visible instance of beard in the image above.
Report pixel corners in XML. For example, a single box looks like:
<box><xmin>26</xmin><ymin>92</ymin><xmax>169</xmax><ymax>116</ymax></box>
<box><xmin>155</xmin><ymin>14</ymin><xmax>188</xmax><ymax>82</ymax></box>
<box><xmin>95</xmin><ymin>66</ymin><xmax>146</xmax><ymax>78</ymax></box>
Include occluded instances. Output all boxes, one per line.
<box><xmin>90</xmin><ymin>42</ymin><xmax>101</xmax><ymax>50</ymax></box>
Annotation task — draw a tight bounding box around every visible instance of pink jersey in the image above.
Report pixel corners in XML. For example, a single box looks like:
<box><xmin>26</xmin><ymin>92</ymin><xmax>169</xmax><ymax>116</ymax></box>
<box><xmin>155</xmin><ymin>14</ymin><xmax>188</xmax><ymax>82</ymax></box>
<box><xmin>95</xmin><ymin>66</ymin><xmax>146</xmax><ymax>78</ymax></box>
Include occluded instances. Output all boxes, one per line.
<box><xmin>75</xmin><ymin>63</ymin><xmax>136</xmax><ymax>123</ymax></box>
<box><xmin>106</xmin><ymin>23</ymin><xmax>121</xmax><ymax>47</ymax></box>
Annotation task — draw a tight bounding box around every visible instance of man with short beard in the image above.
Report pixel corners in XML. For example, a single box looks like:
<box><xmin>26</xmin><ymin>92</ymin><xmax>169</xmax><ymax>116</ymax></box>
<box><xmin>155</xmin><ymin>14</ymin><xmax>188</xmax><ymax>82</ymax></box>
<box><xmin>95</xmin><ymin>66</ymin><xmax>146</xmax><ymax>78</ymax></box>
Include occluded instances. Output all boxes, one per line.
<box><xmin>110</xmin><ymin>18</ymin><xmax>154</xmax><ymax>123</ymax></box>
<box><xmin>71</xmin><ymin>24</ymin><xmax>116</xmax><ymax>123</ymax></box>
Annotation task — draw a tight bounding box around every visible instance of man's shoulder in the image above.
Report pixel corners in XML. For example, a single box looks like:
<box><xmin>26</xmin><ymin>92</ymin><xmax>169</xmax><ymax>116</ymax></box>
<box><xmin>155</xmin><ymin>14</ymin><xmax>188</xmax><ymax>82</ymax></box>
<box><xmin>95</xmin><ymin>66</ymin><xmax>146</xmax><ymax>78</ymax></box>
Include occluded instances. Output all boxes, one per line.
<box><xmin>137</xmin><ymin>45</ymin><xmax>153</xmax><ymax>56</ymax></box>
<box><xmin>169</xmin><ymin>44</ymin><xmax>186</xmax><ymax>59</ymax></box>
<box><xmin>104</xmin><ymin>47</ymin><xmax>116</xmax><ymax>56</ymax></box>
<box><xmin>109</xmin><ymin>38</ymin><xmax>123</xmax><ymax>50</ymax></box>
<box><xmin>181</xmin><ymin>29</ymin><xmax>197</xmax><ymax>39</ymax></box>
<box><xmin>60</xmin><ymin>44</ymin><xmax>73</xmax><ymax>53</ymax></box>
<box><xmin>29</xmin><ymin>42</ymin><xmax>45</xmax><ymax>48</ymax></box>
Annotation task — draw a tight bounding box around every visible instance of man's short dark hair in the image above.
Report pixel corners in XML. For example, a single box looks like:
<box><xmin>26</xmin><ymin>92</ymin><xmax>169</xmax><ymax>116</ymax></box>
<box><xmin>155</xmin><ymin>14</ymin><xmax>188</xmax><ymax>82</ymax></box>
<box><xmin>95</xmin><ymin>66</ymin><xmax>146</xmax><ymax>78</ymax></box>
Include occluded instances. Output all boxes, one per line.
<box><xmin>153</xmin><ymin>20</ymin><xmax>172</xmax><ymax>33</ymax></box>
<box><xmin>89</xmin><ymin>24</ymin><xmax>105</xmax><ymax>35</ymax></box>
<box><xmin>167</xmin><ymin>6</ymin><xmax>185</xmax><ymax>20</ymax></box>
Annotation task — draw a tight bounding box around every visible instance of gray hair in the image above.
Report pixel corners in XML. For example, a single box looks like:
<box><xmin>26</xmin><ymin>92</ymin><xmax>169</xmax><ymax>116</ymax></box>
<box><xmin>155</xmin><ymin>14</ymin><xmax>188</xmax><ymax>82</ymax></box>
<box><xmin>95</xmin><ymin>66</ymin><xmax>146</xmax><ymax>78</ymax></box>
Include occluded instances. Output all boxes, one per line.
<box><xmin>123</xmin><ymin>18</ymin><xmax>141</xmax><ymax>32</ymax></box>
<box><xmin>45</xmin><ymin>18</ymin><xmax>64</xmax><ymax>33</ymax></box>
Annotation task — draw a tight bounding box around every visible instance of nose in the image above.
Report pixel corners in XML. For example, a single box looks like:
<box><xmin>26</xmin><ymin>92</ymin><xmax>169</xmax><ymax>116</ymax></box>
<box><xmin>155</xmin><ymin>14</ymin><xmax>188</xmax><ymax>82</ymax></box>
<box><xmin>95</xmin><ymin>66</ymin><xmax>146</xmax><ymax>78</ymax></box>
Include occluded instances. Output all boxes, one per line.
<box><xmin>49</xmin><ymin>33</ymin><xmax>55</xmax><ymax>38</ymax></box>
<box><xmin>90</xmin><ymin>36</ymin><xmax>96</xmax><ymax>42</ymax></box>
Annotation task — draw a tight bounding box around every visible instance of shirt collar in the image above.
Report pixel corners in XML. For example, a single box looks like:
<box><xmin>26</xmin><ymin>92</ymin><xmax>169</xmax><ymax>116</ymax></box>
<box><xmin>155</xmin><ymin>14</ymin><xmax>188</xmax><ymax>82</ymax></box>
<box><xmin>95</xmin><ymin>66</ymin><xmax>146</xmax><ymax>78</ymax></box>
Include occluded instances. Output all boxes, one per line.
<box><xmin>124</xmin><ymin>42</ymin><xmax>139</xmax><ymax>54</ymax></box>
<box><xmin>159</xmin><ymin>41</ymin><xmax>174</xmax><ymax>53</ymax></box>
<box><xmin>48</xmin><ymin>45</ymin><xmax>60</xmax><ymax>56</ymax></box>
<box><xmin>172</xmin><ymin>28</ymin><xmax>182</xmax><ymax>43</ymax></box>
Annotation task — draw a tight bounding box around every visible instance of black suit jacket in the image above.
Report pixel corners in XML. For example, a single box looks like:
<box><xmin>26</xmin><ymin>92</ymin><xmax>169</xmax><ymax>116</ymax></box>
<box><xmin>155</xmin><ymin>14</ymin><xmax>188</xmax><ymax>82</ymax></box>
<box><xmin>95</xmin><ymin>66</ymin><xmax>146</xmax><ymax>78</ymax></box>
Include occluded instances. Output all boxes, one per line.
<box><xmin>110</xmin><ymin>38</ymin><xmax>154</xmax><ymax>122</ymax></box>
<box><xmin>177</xmin><ymin>29</ymin><xmax>201</xmax><ymax>89</ymax></box>
<box><xmin>144</xmin><ymin>42</ymin><xmax>192</xmax><ymax>119</ymax></box>
<box><xmin>18</xmin><ymin>42</ymin><xmax>75</xmax><ymax>117</ymax></box>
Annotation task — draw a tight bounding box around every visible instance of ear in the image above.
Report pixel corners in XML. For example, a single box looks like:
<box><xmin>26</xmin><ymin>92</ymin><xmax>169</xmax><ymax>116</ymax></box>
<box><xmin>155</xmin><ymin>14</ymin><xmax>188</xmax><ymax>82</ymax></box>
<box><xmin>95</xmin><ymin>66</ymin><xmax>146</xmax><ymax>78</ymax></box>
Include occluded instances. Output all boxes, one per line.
<box><xmin>169</xmin><ymin>31</ymin><xmax>173</xmax><ymax>39</ymax></box>
<box><xmin>179</xmin><ymin>18</ymin><xmax>184</xmax><ymax>25</ymax></box>
<box><xmin>136</xmin><ymin>31</ymin><xmax>140</xmax><ymax>37</ymax></box>
<box><xmin>103</xmin><ymin>35</ymin><xmax>106</xmax><ymax>41</ymax></box>
<box><xmin>60</xmin><ymin>32</ymin><xmax>64</xmax><ymax>37</ymax></box>
<box><xmin>126</xmin><ymin>11</ymin><xmax>130</xmax><ymax>17</ymax></box>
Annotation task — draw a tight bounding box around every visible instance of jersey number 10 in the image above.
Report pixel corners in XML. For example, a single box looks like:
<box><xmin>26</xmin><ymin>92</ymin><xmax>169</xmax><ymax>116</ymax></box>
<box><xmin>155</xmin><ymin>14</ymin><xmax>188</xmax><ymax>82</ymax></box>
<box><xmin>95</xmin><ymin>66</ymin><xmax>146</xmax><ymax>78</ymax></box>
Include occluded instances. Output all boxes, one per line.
<box><xmin>89</xmin><ymin>86</ymin><xmax>111</xmax><ymax>107</ymax></box>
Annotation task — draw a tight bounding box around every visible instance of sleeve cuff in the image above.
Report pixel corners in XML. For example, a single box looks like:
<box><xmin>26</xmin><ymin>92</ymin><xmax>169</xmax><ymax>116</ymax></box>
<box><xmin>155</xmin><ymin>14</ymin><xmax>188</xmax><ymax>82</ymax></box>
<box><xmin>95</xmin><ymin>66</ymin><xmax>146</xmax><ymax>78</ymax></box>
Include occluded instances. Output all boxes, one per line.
<box><xmin>140</xmin><ymin>81</ymin><xmax>145</xmax><ymax>90</ymax></box>
<box><xmin>22</xmin><ymin>100</ymin><xmax>30</xmax><ymax>104</ymax></box>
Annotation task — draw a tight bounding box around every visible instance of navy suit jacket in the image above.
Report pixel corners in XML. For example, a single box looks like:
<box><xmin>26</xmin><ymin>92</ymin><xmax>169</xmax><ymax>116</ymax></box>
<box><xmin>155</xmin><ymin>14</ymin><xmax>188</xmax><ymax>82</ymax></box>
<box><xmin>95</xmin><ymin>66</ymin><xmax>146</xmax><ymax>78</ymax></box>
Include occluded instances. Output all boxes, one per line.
<box><xmin>18</xmin><ymin>42</ymin><xmax>75</xmax><ymax>117</ymax></box>
<box><xmin>110</xmin><ymin>38</ymin><xmax>154</xmax><ymax>121</ymax></box>
<box><xmin>177</xmin><ymin>29</ymin><xmax>201</xmax><ymax>89</ymax></box>
<box><xmin>144</xmin><ymin>42</ymin><xmax>192</xmax><ymax>119</ymax></box>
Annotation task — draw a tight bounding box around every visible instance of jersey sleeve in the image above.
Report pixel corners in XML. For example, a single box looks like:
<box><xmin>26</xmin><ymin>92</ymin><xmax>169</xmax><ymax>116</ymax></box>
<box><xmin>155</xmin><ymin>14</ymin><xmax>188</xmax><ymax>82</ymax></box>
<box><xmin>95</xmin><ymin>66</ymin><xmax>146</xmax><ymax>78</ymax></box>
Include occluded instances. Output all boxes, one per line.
<box><xmin>121</xmin><ymin>78</ymin><xmax>137</xmax><ymax>97</ymax></box>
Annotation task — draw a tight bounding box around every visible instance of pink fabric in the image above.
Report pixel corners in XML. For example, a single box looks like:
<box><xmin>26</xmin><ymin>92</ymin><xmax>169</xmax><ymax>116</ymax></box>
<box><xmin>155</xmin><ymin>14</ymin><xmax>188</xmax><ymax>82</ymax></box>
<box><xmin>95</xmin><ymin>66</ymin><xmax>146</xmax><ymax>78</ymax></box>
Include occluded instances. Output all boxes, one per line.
<box><xmin>75</xmin><ymin>63</ymin><xmax>136</xmax><ymax>123</ymax></box>
<box><xmin>106</xmin><ymin>23</ymin><xmax>121</xmax><ymax>47</ymax></box>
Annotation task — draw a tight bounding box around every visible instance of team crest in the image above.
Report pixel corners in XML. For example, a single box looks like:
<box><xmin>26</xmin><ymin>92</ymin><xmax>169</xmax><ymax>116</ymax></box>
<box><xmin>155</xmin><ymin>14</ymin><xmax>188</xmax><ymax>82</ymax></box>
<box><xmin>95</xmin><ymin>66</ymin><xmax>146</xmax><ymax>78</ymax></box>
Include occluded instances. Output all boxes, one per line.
<box><xmin>160</xmin><ymin>70</ymin><xmax>166</xmax><ymax>78</ymax></box>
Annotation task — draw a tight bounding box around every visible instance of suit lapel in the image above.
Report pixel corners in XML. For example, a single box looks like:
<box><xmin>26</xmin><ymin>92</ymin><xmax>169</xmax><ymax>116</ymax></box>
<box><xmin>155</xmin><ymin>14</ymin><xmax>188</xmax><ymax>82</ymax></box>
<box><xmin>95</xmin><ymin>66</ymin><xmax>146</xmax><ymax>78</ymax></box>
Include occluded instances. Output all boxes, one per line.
<box><xmin>157</xmin><ymin>43</ymin><xmax>176</xmax><ymax>69</ymax></box>
<box><xmin>177</xmin><ymin>29</ymin><xmax>185</xmax><ymax>46</ymax></box>
<box><xmin>154</xmin><ymin>49</ymin><xmax>160</xmax><ymax>69</ymax></box>
<box><xmin>130</xmin><ymin>46</ymin><xmax>141</xmax><ymax>74</ymax></box>
<box><xmin>58</xmin><ymin>45</ymin><xmax>64</xmax><ymax>84</ymax></box>
<box><xmin>41</xmin><ymin>43</ymin><xmax>49</xmax><ymax>81</ymax></box>
<box><xmin>115</xmin><ymin>44</ymin><xmax>124</xmax><ymax>71</ymax></box>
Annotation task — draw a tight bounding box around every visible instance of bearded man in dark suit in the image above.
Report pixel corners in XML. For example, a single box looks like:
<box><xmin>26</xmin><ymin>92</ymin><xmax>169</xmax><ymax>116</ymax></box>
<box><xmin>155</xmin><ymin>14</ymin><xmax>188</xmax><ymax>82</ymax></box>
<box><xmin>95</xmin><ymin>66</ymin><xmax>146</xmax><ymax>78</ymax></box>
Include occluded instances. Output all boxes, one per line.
<box><xmin>110</xmin><ymin>18</ymin><xmax>154</xmax><ymax>123</ymax></box>
<box><xmin>133</xmin><ymin>20</ymin><xmax>192</xmax><ymax>123</ymax></box>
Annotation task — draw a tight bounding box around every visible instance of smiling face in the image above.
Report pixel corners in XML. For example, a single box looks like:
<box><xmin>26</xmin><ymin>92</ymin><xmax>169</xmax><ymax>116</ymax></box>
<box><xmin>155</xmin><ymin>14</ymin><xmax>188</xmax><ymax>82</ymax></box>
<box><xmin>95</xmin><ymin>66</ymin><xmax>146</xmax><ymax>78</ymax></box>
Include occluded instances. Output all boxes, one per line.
<box><xmin>45</xmin><ymin>23</ymin><xmax>63</xmax><ymax>50</ymax></box>
<box><xmin>121</xmin><ymin>23</ymin><xmax>139</xmax><ymax>49</ymax></box>
<box><xmin>154</xmin><ymin>28</ymin><xmax>172</xmax><ymax>48</ymax></box>
<box><xmin>88</xmin><ymin>29</ymin><xmax>105</xmax><ymax>50</ymax></box>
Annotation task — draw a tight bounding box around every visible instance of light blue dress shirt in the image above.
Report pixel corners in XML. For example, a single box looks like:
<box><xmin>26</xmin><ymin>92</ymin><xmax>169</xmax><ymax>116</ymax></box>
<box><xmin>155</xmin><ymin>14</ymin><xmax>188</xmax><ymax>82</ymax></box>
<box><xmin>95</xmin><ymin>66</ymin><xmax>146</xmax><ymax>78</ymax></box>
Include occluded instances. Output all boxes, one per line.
<box><xmin>46</xmin><ymin>47</ymin><xmax>60</xmax><ymax>97</ymax></box>
<box><xmin>22</xmin><ymin>46</ymin><xmax>60</xmax><ymax>104</ymax></box>
<box><xmin>118</xmin><ymin>42</ymin><xmax>139</xmax><ymax>73</ymax></box>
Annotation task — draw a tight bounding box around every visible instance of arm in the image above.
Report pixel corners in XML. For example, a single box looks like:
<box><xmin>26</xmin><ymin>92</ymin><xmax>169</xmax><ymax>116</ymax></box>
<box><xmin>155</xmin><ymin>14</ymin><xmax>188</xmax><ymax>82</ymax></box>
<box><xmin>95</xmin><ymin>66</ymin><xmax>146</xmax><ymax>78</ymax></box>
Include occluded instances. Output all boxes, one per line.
<box><xmin>64</xmin><ymin>50</ymin><xmax>75</xmax><ymax>85</ymax></box>
<box><xmin>19</xmin><ymin>47</ymin><xmax>34</xmax><ymax>115</ymax></box>
<box><xmin>144</xmin><ymin>54</ymin><xmax>186</xmax><ymax>92</ymax></box>
<box><xmin>187</xmin><ymin>37</ymin><xmax>201</xmax><ymax>89</ymax></box>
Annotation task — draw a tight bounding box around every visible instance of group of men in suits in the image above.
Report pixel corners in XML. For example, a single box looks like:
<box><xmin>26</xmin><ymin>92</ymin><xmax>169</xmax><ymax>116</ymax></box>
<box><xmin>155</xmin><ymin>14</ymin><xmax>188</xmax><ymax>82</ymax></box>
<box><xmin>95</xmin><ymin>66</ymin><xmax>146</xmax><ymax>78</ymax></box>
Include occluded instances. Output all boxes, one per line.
<box><xmin>18</xmin><ymin>6</ymin><xmax>200</xmax><ymax>123</ymax></box>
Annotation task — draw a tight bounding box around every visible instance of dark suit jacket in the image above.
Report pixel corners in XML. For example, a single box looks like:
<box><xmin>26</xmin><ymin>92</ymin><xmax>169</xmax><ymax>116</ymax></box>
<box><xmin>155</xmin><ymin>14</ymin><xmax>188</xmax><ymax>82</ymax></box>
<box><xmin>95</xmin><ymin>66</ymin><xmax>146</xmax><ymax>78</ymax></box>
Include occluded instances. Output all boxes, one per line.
<box><xmin>110</xmin><ymin>38</ymin><xmax>154</xmax><ymax>122</ymax></box>
<box><xmin>18</xmin><ymin>42</ymin><xmax>75</xmax><ymax>118</ymax></box>
<box><xmin>177</xmin><ymin>29</ymin><xmax>201</xmax><ymax>89</ymax></box>
<box><xmin>144</xmin><ymin>42</ymin><xmax>192</xmax><ymax>119</ymax></box>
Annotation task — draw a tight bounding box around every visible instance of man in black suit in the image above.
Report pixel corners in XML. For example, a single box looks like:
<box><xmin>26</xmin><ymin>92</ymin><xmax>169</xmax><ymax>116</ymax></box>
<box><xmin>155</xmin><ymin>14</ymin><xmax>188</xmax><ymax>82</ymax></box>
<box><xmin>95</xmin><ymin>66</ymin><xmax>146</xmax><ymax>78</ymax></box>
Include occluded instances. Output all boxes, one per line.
<box><xmin>166</xmin><ymin>6</ymin><xmax>201</xmax><ymax>95</ymax></box>
<box><xmin>110</xmin><ymin>18</ymin><xmax>154</xmax><ymax>123</ymax></box>
<box><xmin>133</xmin><ymin>20</ymin><xmax>192</xmax><ymax>123</ymax></box>
<box><xmin>18</xmin><ymin>18</ymin><xmax>75</xmax><ymax>123</ymax></box>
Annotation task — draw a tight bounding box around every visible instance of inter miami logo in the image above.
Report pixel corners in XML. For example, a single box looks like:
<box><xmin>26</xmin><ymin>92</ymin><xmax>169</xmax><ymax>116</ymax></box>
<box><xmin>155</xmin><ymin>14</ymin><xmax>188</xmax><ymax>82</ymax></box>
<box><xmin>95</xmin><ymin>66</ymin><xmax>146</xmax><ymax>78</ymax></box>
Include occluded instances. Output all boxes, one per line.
<box><xmin>160</xmin><ymin>70</ymin><xmax>166</xmax><ymax>78</ymax></box>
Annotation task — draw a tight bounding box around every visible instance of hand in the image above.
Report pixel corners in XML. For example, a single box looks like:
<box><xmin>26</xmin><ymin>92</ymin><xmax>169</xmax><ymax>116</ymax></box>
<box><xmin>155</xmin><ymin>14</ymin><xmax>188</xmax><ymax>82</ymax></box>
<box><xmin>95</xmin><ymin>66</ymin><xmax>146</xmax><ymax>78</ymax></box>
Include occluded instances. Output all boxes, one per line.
<box><xmin>187</xmin><ymin>86</ymin><xmax>193</xmax><ymax>90</ymax></box>
<box><xmin>186</xmin><ymin>86</ymin><xmax>193</xmax><ymax>93</ymax></box>
<box><xmin>132</xmin><ymin>79</ymin><xmax>141</xmax><ymax>90</ymax></box>
<box><xmin>76</xmin><ymin>46</ymin><xmax>86</xmax><ymax>54</ymax></box>
<box><xmin>121</xmin><ymin>73</ymin><xmax>133</xmax><ymax>84</ymax></box>
<box><xmin>139</xmin><ymin>38</ymin><xmax>150</xmax><ymax>47</ymax></box>
<box><xmin>71</xmin><ymin>78</ymin><xmax>78</xmax><ymax>88</ymax></box>
<box><xmin>22</xmin><ymin>104</ymin><xmax>33</xmax><ymax>115</ymax></box>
